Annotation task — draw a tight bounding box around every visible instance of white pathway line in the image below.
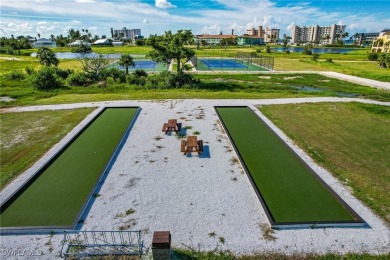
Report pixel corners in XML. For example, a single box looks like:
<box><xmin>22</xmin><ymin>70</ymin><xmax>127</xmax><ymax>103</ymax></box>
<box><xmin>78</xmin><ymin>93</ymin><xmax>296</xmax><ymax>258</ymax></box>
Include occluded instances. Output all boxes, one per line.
<box><xmin>1</xmin><ymin>97</ymin><xmax>389</xmax><ymax>113</ymax></box>
<box><xmin>319</xmin><ymin>71</ymin><xmax>390</xmax><ymax>90</ymax></box>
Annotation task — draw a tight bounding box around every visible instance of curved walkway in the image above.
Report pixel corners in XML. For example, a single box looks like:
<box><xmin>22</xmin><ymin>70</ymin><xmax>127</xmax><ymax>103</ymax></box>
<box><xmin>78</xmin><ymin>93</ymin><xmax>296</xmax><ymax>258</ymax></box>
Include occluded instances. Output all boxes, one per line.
<box><xmin>266</xmin><ymin>71</ymin><xmax>390</xmax><ymax>90</ymax></box>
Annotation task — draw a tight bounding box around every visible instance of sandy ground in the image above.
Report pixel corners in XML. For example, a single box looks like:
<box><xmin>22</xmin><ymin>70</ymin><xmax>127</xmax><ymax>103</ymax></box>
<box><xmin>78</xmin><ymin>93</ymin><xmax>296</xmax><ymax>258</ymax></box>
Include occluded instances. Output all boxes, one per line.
<box><xmin>1</xmin><ymin>98</ymin><xmax>390</xmax><ymax>259</ymax></box>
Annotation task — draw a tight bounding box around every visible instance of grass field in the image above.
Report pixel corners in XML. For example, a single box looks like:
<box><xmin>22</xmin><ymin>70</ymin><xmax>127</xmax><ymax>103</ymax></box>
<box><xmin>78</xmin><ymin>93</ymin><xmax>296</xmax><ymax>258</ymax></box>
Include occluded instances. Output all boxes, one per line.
<box><xmin>259</xmin><ymin>103</ymin><xmax>390</xmax><ymax>225</ymax></box>
<box><xmin>216</xmin><ymin>107</ymin><xmax>360</xmax><ymax>224</ymax></box>
<box><xmin>2</xmin><ymin>45</ymin><xmax>387</xmax><ymax>82</ymax></box>
<box><xmin>2</xmin><ymin>73</ymin><xmax>390</xmax><ymax>107</ymax></box>
<box><xmin>0</xmin><ymin>107</ymin><xmax>138</xmax><ymax>227</ymax></box>
<box><xmin>0</xmin><ymin>108</ymin><xmax>95</xmax><ymax>188</ymax></box>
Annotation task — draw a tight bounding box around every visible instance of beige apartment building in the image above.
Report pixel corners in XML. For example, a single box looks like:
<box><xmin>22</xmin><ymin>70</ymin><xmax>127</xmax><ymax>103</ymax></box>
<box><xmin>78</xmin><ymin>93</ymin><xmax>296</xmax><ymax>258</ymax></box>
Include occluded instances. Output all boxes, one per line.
<box><xmin>371</xmin><ymin>29</ymin><xmax>390</xmax><ymax>53</ymax></box>
<box><xmin>245</xmin><ymin>26</ymin><xmax>280</xmax><ymax>43</ymax></box>
<box><xmin>290</xmin><ymin>24</ymin><xmax>346</xmax><ymax>44</ymax></box>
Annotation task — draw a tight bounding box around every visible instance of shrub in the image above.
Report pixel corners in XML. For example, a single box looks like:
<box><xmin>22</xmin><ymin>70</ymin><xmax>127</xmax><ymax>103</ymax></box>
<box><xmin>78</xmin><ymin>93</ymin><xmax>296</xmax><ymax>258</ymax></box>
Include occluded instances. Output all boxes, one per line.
<box><xmin>312</xmin><ymin>53</ymin><xmax>320</xmax><ymax>61</ymax></box>
<box><xmin>106</xmin><ymin>77</ymin><xmax>115</xmax><ymax>85</ymax></box>
<box><xmin>127</xmin><ymin>75</ymin><xmax>147</xmax><ymax>86</ymax></box>
<box><xmin>133</xmin><ymin>69</ymin><xmax>148</xmax><ymax>77</ymax></box>
<box><xmin>367</xmin><ymin>52</ymin><xmax>379</xmax><ymax>61</ymax></box>
<box><xmin>100</xmin><ymin>67</ymin><xmax>127</xmax><ymax>83</ymax></box>
<box><xmin>29</xmin><ymin>66</ymin><xmax>64</xmax><ymax>90</ymax></box>
<box><xmin>54</xmin><ymin>68</ymin><xmax>73</xmax><ymax>79</ymax></box>
<box><xmin>377</xmin><ymin>53</ymin><xmax>390</xmax><ymax>68</ymax></box>
<box><xmin>67</xmin><ymin>72</ymin><xmax>89</xmax><ymax>86</ymax></box>
<box><xmin>302</xmin><ymin>45</ymin><xmax>313</xmax><ymax>55</ymax></box>
<box><xmin>326</xmin><ymin>58</ymin><xmax>333</xmax><ymax>63</ymax></box>
<box><xmin>25</xmin><ymin>66</ymin><xmax>35</xmax><ymax>75</ymax></box>
<box><xmin>285</xmin><ymin>50</ymin><xmax>290</xmax><ymax>54</ymax></box>
<box><xmin>71</xmin><ymin>44</ymin><xmax>92</xmax><ymax>53</ymax></box>
<box><xmin>265</xmin><ymin>45</ymin><xmax>271</xmax><ymax>53</ymax></box>
<box><xmin>5</xmin><ymin>70</ymin><xmax>25</xmax><ymax>80</ymax></box>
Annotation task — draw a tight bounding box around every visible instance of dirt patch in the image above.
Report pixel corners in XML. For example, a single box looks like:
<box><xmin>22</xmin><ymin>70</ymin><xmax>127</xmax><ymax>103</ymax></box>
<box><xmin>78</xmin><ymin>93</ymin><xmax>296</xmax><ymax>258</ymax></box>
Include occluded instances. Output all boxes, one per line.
<box><xmin>284</xmin><ymin>76</ymin><xmax>302</xmax><ymax>80</ymax></box>
<box><xmin>0</xmin><ymin>96</ymin><xmax>16</xmax><ymax>102</ymax></box>
<box><xmin>258</xmin><ymin>76</ymin><xmax>271</xmax><ymax>79</ymax></box>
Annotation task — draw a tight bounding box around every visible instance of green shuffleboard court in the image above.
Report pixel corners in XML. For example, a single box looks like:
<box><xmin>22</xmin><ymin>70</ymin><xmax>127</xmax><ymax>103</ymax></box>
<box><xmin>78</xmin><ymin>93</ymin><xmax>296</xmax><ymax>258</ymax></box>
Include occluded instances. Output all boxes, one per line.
<box><xmin>215</xmin><ymin>107</ymin><xmax>364</xmax><ymax>226</ymax></box>
<box><xmin>0</xmin><ymin>107</ymin><xmax>139</xmax><ymax>229</ymax></box>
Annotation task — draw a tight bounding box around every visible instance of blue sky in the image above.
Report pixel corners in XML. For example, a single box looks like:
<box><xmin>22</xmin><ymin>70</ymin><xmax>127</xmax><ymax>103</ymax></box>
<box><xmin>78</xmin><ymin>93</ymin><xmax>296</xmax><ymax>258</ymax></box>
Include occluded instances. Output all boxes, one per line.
<box><xmin>1</xmin><ymin>0</ymin><xmax>389</xmax><ymax>38</ymax></box>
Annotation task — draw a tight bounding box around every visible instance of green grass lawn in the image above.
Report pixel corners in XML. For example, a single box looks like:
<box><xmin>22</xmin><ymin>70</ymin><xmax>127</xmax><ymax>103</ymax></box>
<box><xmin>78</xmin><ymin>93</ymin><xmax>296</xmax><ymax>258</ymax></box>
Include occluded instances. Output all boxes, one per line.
<box><xmin>259</xmin><ymin>103</ymin><xmax>390</xmax><ymax>225</ymax></box>
<box><xmin>2</xmin><ymin>73</ymin><xmax>390</xmax><ymax>107</ymax></box>
<box><xmin>216</xmin><ymin>107</ymin><xmax>359</xmax><ymax>224</ymax></box>
<box><xmin>0</xmin><ymin>107</ymin><xmax>138</xmax><ymax>227</ymax></box>
<box><xmin>0</xmin><ymin>108</ymin><xmax>95</xmax><ymax>188</ymax></box>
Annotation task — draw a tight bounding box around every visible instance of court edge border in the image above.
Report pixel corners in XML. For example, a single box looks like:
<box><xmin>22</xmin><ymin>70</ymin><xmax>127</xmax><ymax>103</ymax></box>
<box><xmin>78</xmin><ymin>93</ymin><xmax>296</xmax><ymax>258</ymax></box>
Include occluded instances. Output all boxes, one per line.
<box><xmin>0</xmin><ymin>106</ymin><xmax>141</xmax><ymax>235</ymax></box>
<box><xmin>214</xmin><ymin>106</ymin><xmax>367</xmax><ymax>229</ymax></box>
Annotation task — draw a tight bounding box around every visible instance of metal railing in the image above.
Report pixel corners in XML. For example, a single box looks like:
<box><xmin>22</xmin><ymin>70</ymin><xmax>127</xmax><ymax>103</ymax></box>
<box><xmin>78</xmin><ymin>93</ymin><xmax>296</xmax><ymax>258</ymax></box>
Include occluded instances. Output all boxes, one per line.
<box><xmin>61</xmin><ymin>230</ymin><xmax>142</xmax><ymax>259</ymax></box>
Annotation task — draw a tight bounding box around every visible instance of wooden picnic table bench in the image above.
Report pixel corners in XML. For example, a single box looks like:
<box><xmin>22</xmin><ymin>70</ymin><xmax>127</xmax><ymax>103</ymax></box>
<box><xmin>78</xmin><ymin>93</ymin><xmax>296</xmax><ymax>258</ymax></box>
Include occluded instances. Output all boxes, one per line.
<box><xmin>181</xmin><ymin>136</ymin><xmax>203</xmax><ymax>155</ymax></box>
<box><xmin>162</xmin><ymin>119</ymin><xmax>182</xmax><ymax>134</ymax></box>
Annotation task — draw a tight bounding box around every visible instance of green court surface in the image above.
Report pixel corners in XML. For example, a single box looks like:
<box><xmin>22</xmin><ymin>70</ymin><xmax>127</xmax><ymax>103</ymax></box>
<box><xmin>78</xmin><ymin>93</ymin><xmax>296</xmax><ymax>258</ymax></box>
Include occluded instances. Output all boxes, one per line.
<box><xmin>215</xmin><ymin>107</ymin><xmax>361</xmax><ymax>224</ymax></box>
<box><xmin>0</xmin><ymin>107</ymin><xmax>138</xmax><ymax>228</ymax></box>
<box><xmin>196</xmin><ymin>58</ymin><xmax>269</xmax><ymax>71</ymax></box>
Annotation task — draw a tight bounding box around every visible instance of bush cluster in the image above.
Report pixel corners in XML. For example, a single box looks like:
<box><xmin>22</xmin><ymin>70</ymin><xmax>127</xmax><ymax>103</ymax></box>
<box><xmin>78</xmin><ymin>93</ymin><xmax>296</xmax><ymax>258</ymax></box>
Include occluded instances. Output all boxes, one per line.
<box><xmin>29</xmin><ymin>66</ymin><xmax>65</xmax><ymax>90</ymax></box>
<box><xmin>4</xmin><ymin>70</ymin><xmax>25</xmax><ymax>80</ymax></box>
<box><xmin>23</xmin><ymin>65</ymin><xmax>199</xmax><ymax>91</ymax></box>
<box><xmin>367</xmin><ymin>52</ymin><xmax>379</xmax><ymax>61</ymax></box>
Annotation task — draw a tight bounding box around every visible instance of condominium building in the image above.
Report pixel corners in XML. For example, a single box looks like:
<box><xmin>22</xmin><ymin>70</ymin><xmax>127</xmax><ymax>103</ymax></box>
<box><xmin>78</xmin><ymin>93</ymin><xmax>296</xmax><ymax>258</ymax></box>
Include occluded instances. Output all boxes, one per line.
<box><xmin>290</xmin><ymin>24</ymin><xmax>346</xmax><ymax>44</ymax></box>
<box><xmin>111</xmin><ymin>27</ymin><xmax>141</xmax><ymax>40</ymax></box>
<box><xmin>265</xmin><ymin>28</ymin><xmax>280</xmax><ymax>43</ymax></box>
<box><xmin>357</xmin><ymin>32</ymin><xmax>380</xmax><ymax>46</ymax></box>
<box><xmin>245</xmin><ymin>26</ymin><xmax>280</xmax><ymax>43</ymax></box>
<box><xmin>195</xmin><ymin>34</ymin><xmax>238</xmax><ymax>45</ymax></box>
<box><xmin>246</xmin><ymin>26</ymin><xmax>265</xmax><ymax>37</ymax></box>
<box><xmin>371</xmin><ymin>29</ymin><xmax>390</xmax><ymax>53</ymax></box>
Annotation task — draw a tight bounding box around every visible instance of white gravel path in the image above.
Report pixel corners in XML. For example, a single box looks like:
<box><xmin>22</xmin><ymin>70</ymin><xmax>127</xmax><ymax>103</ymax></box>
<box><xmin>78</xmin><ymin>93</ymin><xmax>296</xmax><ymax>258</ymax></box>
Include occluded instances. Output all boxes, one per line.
<box><xmin>1</xmin><ymin>98</ymin><xmax>390</xmax><ymax>259</ymax></box>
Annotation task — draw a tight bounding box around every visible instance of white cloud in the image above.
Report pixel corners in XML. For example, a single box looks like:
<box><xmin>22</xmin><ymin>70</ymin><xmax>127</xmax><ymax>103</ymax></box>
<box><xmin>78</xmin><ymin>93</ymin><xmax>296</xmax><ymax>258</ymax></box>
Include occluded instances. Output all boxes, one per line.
<box><xmin>75</xmin><ymin>0</ymin><xmax>95</xmax><ymax>3</ymax></box>
<box><xmin>155</xmin><ymin>0</ymin><xmax>176</xmax><ymax>9</ymax></box>
<box><xmin>1</xmin><ymin>22</ymin><xmax>34</xmax><ymax>37</ymax></box>
<box><xmin>348</xmin><ymin>23</ymin><xmax>360</xmax><ymax>30</ymax></box>
<box><xmin>287</xmin><ymin>22</ymin><xmax>295</xmax><ymax>31</ymax></box>
<box><xmin>0</xmin><ymin>0</ymin><xmax>389</xmax><ymax>38</ymax></box>
<box><xmin>226</xmin><ymin>23</ymin><xmax>244</xmax><ymax>34</ymax></box>
<box><xmin>201</xmin><ymin>23</ymin><xmax>221</xmax><ymax>35</ymax></box>
<box><xmin>37</xmin><ymin>21</ymin><xmax>47</xmax><ymax>25</ymax></box>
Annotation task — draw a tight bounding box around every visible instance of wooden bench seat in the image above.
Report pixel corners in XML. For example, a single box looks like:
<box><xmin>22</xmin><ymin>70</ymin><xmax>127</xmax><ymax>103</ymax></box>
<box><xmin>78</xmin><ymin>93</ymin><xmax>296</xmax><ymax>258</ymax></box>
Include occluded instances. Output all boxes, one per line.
<box><xmin>180</xmin><ymin>139</ymin><xmax>186</xmax><ymax>152</ymax></box>
<box><xmin>162</xmin><ymin>123</ymin><xmax>168</xmax><ymax>132</ymax></box>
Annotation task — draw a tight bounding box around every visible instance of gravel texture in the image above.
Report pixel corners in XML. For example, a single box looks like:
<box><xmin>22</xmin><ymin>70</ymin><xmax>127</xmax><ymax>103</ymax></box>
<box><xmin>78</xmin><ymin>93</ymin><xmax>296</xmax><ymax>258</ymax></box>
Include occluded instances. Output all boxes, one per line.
<box><xmin>1</xmin><ymin>98</ymin><xmax>390</xmax><ymax>259</ymax></box>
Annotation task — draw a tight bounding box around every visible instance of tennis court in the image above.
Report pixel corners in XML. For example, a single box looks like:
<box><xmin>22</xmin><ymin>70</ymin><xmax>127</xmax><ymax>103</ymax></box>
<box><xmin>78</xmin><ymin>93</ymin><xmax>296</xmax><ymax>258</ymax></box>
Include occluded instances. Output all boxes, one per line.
<box><xmin>108</xmin><ymin>59</ymin><xmax>167</xmax><ymax>72</ymax></box>
<box><xmin>195</xmin><ymin>57</ymin><xmax>271</xmax><ymax>71</ymax></box>
<box><xmin>201</xmin><ymin>59</ymin><xmax>247</xmax><ymax>69</ymax></box>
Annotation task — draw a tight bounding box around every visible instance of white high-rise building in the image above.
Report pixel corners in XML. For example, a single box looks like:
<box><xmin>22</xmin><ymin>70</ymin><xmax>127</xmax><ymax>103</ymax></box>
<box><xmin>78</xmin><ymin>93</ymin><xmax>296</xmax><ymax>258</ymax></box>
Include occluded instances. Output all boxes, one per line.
<box><xmin>111</xmin><ymin>27</ymin><xmax>141</xmax><ymax>40</ymax></box>
<box><xmin>290</xmin><ymin>24</ymin><xmax>346</xmax><ymax>44</ymax></box>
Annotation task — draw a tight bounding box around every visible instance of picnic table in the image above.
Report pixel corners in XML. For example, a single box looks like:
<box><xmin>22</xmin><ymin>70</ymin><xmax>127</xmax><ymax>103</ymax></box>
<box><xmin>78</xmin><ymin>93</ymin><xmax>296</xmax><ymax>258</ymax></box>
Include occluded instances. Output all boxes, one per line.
<box><xmin>181</xmin><ymin>136</ymin><xmax>203</xmax><ymax>155</ymax></box>
<box><xmin>162</xmin><ymin>119</ymin><xmax>182</xmax><ymax>134</ymax></box>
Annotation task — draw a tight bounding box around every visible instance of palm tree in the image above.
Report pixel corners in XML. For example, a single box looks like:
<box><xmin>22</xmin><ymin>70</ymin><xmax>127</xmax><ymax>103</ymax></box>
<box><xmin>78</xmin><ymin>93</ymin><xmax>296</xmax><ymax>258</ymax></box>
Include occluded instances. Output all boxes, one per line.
<box><xmin>36</xmin><ymin>47</ymin><xmax>59</xmax><ymax>67</ymax></box>
<box><xmin>353</xmin><ymin>33</ymin><xmax>360</xmax><ymax>45</ymax></box>
<box><xmin>322</xmin><ymin>34</ymin><xmax>331</xmax><ymax>44</ymax></box>
<box><xmin>118</xmin><ymin>54</ymin><xmax>135</xmax><ymax>74</ymax></box>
